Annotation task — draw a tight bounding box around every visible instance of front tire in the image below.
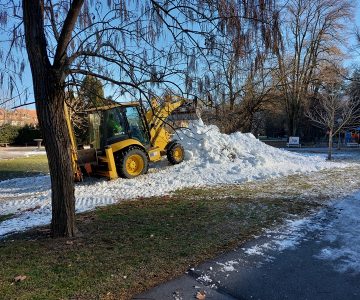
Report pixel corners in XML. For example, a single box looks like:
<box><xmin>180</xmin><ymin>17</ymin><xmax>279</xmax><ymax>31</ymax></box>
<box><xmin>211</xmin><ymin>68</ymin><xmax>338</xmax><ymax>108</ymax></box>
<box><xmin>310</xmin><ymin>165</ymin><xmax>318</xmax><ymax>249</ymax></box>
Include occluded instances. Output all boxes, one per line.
<box><xmin>118</xmin><ymin>148</ymin><xmax>149</xmax><ymax>178</ymax></box>
<box><xmin>167</xmin><ymin>142</ymin><xmax>185</xmax><ymax>165</ymax></box>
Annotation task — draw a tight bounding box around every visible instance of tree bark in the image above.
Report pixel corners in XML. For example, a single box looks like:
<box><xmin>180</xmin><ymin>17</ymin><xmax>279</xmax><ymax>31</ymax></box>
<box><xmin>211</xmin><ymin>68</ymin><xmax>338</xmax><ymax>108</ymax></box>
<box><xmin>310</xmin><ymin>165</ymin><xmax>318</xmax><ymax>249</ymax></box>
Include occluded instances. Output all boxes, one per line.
<box><xmin>229</xmin><ymin>96</ymin><xmax>235</xmax><ymax>111</ymax></box>
<box><xmin>23</xmin><ymin>0</ymin><xmax>76</xmax><ymax>237</ymax></box>
<box><xmin>328</xmin><ymin>129</ymin><xmax>333</xmax><ymax>160</ymax></box>
<box><xmin>287</xmin><ymin>108</ymin><xmax>300</xmax><ymax>137</ymax></box>
<box><xmin>38</xmin><ymin>85</ymin><xmax>76</xmax><ymax>237</ymax></box>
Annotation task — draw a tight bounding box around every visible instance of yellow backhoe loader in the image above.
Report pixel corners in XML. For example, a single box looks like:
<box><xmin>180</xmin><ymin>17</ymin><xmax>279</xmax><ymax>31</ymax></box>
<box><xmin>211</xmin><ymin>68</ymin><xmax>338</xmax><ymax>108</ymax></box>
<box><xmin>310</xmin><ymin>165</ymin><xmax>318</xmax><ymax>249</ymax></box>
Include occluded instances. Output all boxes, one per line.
<box><xmin>66</xmin><ymin>98</ymin><xmax>194</xmax><ymax>181</ymax></box>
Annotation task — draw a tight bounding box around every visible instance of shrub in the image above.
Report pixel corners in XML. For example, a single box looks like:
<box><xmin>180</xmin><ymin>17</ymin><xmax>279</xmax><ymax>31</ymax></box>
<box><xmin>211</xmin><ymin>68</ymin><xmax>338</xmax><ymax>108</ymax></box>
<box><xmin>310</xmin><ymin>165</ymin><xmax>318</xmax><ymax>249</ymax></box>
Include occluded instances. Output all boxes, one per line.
<box><xmin>0</xmin><ymin>124</ymin><xmax>21</xmax><ymax>144</ymax></box>
<box><xmin>14</xmin><ymin>125</ymin><xmax>42</xmax><ymax>145</ymax></box>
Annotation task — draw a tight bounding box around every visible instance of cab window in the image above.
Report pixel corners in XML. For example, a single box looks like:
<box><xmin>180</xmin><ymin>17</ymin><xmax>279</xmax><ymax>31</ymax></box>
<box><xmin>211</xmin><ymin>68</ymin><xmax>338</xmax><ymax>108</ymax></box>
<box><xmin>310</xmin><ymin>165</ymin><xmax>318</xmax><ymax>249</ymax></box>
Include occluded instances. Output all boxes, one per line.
<box><xmin>125</xmin><ymin>107</ymin><xmax>149</xmax><ymax>145</ymax></box>
<box><xmin>100</xmin><ymin>107</ymin><xmax>127</xmax><ymax>148</ymax></box>
<box><xmin>105</xmin><ymin>109</ymin><xmax>126</xmax><ymax>138</ymax></box>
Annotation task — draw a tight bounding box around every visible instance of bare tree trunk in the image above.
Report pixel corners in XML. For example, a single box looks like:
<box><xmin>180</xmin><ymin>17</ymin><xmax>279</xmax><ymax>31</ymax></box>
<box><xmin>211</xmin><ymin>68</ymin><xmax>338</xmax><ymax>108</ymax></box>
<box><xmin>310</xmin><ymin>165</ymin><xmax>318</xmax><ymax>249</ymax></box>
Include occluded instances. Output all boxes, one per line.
<box><xmin>328</xmin><ymin>129</ymin><xmax>333</xmax><ymax>160</ymax></box>
<box><xmin>292</xmin><ymin>117</ymin><xmax>298</xmax><ymax>137</ymax></box>
<box><xmin>23</xmin><ymin>0</ymin><xmax>76</xmax><ymax>237</ymax></box>
<box><xmin>38</xmin><ymin>87</ymin><xmax>76</xmax><ymax>237</ymax></box>
<box><xmin>287</xmin><ymin>112</ymin><xmax>298</xmax><ymax>136</ymax></box>
<box><xmin>337</xmin><ymin>131</ymin><xmax>341</xmax><ymax>150</ymax></box>
<box><xmin>229</xmin><ymin>96</ymin><xmax>235</xmax><ymax>111</ymax></box>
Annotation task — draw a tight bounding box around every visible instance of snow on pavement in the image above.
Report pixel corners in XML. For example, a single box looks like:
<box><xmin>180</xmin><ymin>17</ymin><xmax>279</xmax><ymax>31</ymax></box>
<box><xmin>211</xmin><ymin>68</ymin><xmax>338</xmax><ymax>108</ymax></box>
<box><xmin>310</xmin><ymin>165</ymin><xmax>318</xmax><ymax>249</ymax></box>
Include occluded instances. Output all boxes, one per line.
<box><xmin>315</xmin><ymin>193</ymin><xmax>360</xmax><ymax>273</ymax></box>
<box><xmin>222</xmin><ymin>191</ymin><xmax>360</xmax><ymax>274</ymax></box>
<box><xmin>0</xmin><ymin>121</ymin><xmax>349</xmax><ymax>237</ymax></box>
<box><xmin>184</xmin><ymin>193</ymin><xmax>360</xmax><ymax>295</ymax></box>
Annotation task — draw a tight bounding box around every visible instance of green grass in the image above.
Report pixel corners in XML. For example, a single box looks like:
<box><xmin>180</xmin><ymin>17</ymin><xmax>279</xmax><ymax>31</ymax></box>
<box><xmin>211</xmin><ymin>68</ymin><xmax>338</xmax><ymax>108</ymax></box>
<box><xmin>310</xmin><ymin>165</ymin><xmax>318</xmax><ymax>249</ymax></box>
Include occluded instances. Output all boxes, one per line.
<box><xmin>1</xmin><ymin>156</ymin><xmax>360</xmax><ymax>299</ymax></box>
<box><xmin>0</xmin><ymin>191</ymin><xmax>318</xmax><ymax>300</ymax></box>
<box><xmin>0</xmin><ymin>214</ymin><xmax>14</xmax><ymax>222</ymax></box>
<box><xmin>0</xmin><ymin>155</ymin><xmax>48</xmax><ymax>181</ymax></box>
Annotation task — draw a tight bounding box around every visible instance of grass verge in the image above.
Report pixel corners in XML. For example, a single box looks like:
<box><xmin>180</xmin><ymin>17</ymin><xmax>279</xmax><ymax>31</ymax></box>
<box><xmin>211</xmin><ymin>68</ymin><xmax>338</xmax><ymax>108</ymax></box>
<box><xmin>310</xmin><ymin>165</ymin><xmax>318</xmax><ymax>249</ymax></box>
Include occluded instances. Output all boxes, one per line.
<box><xmin>0</xmin><ymin>155</ymin><xmax>48</xmax><ymax>181</ymax></box>
<box><xmin>0</xmin><ymin>214</ymin><xmax>14</xmax><ymax>222</ymax></box>
<box><xmin>1</xmin><ymin>162</ymin><xmax>360</xmax><ymax>299</ymax></box>
<box><xmin>0</xmin><ymin>190</ymin><xmax>318</xmax><ymax>300</ymax></box>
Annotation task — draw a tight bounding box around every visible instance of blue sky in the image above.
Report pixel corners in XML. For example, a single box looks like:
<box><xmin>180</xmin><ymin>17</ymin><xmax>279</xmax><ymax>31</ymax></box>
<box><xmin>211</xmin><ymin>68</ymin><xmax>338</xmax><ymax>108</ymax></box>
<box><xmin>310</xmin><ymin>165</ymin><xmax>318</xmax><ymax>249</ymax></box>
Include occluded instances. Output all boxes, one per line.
<box><xmin>1</xmin><ymin>2</ymin><xmax>360</xmax><ymax>110</ymax></box>
<box><xmin>347</xmin><ymin>2</ymin><xmax>360</xmax><ymax>66</ymax></box>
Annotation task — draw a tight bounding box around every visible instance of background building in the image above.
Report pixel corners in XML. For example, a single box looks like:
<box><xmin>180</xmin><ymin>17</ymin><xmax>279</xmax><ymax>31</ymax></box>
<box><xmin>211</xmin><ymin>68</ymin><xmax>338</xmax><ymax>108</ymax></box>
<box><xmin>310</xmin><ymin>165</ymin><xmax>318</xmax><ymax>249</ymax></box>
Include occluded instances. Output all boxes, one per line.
<box><xmin>0</xmin><ymin>109</ymin><xmax>38</xmax><ymax>127</ymax></box>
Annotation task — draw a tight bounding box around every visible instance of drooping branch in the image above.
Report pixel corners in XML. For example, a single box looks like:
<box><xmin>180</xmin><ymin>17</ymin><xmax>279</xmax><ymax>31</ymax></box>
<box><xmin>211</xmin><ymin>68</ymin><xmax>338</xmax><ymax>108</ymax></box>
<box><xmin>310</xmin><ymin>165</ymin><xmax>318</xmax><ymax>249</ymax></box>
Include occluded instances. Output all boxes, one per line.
<box><xmin>45</xmin><ymin>0</ymin><xmax>60</xmax><ymax>41</ymax></box>
<box><xmin>53</xmin><ymin>0</ymin><xmax>84</xmax><ymax>69</ymax></box>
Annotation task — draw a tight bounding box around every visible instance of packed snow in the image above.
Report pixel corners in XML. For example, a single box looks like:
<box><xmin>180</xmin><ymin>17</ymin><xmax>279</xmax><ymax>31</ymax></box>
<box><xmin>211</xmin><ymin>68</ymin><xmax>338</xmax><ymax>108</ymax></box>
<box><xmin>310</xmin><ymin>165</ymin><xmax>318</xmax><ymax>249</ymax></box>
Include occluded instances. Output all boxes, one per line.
<box><xmin>216</xmin><ymin>260</ymin><xmax>239</xmax><ymax>272</ymax></box>
<box><xmin>0</xmin><ymin>121</ymin><xmax>349</xmax><ymax>237</ymax></box>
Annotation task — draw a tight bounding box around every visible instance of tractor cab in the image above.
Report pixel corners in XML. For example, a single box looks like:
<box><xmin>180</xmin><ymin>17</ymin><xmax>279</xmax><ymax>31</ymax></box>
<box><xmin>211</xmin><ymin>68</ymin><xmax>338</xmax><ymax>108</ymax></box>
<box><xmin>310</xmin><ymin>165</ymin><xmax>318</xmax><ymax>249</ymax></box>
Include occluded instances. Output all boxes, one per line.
<box><xmin>87</xmin><ymin>103</ymin><xmax>150</xmax><ymax>151</ymax></box>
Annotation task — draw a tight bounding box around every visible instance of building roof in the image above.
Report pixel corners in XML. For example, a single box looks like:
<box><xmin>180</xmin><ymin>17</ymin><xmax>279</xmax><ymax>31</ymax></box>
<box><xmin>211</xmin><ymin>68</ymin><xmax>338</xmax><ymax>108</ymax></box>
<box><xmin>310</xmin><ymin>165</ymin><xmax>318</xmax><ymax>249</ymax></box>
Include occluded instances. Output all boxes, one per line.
<box><xmin>15</xmin><ymin>109</ymin><xmax>37</xmax><ymax>118</ymax></box>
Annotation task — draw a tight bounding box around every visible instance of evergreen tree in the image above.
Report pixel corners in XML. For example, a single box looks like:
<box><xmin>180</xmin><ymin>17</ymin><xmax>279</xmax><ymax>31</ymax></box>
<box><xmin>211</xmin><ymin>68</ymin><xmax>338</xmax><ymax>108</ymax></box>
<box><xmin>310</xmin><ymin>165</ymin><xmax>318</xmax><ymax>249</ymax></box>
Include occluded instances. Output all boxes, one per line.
<box><xmin>80</xmin><ymin>75</ymin><xmax>105</xmax><ymax>108</ymax></box>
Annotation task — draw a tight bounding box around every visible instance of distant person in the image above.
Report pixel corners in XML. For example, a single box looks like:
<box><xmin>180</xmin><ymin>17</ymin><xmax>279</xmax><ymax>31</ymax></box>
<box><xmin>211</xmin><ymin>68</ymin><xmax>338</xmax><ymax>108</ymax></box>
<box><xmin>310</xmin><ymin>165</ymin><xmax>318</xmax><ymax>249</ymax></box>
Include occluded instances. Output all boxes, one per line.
<box><xmin>107</xmin><ymin>114</ymin><xmax>122</xmax><ymax>137</ymax></box>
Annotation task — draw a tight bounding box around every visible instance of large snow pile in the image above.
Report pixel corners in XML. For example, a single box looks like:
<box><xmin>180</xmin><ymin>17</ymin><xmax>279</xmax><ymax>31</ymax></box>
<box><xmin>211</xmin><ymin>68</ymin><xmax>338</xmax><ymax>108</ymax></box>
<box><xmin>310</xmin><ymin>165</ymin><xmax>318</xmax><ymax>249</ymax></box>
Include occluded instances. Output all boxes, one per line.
<box><xmin>0</xmin><ymin>120</ymin><xmax>347</xmax><ymax>237</ymax></box>
<box><xmin>178</xmin><ymin>120</ymin><xmax>329</xmax><ymax>180</ymax></box>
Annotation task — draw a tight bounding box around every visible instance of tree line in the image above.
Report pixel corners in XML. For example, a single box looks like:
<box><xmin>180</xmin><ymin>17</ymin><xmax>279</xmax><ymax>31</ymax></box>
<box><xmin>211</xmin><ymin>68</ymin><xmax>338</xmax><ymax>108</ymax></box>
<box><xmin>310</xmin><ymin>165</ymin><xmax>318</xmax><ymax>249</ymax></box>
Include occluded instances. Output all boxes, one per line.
<box><xmin>0</xmin><ymin>0</ymin><xmax>359</xmax><ymax>237</ymax></box>
<box><xmin>193</xmin><ymin>0</ymin><xmax>360</xmax><ymax>143</ymax></box>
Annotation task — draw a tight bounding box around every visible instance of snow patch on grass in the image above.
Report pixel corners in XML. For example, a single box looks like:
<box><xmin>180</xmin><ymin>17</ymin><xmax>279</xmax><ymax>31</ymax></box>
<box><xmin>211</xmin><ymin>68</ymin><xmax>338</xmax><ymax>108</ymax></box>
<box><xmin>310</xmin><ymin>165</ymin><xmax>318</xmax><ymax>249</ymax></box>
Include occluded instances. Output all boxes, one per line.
<box><xmin>0</xmin><ymin>121</ymin><xmax>351</xmax><ymax>237</ymax></box>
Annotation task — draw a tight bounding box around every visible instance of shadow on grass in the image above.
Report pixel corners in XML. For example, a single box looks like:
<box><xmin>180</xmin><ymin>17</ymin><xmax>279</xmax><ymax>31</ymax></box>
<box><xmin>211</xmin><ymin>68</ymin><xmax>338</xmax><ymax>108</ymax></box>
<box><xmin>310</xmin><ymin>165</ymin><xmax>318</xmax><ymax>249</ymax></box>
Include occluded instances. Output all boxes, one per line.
<box><xmin>0</xmin><ymin>213</ymin><xmax>14</xmax><ymax>222</ymax></box>
<box><xmin>0</xmin><ymin>171</ymin><xmax>47</xmax><ymax>182</ymax></box>
<box><xmin>0</xmin><ymin>192</ymin><xmax>318</xmax><ymax>300</ymax></box>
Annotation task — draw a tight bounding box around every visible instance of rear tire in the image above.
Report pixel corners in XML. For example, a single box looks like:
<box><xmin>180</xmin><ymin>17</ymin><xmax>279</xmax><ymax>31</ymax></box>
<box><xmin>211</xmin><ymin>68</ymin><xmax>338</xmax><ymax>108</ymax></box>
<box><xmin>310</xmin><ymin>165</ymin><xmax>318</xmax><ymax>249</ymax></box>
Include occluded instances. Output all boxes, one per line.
<box><xmin>167</xmin><ymin>142</ymin><xmax>185</xmax><ymax>165</ymax></box>
<box><xmin>118</xmin><ymin>148</ymin><xmax>149</xmax><ymax>178</ymax></box>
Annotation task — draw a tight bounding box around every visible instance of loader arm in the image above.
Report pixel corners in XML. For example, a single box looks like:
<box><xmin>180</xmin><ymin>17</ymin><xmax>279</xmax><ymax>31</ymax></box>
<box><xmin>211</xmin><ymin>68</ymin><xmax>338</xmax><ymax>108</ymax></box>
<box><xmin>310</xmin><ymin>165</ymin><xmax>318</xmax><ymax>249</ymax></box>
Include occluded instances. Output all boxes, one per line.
<box><xmin>64</xmin><ymin>103</ymin><xmax>83</xmax><ymax>181</ymax></box>
<box><xmin>145</xmin><ymin>99</ymin><xmax>185</xmax><ymax>148</ymax></box>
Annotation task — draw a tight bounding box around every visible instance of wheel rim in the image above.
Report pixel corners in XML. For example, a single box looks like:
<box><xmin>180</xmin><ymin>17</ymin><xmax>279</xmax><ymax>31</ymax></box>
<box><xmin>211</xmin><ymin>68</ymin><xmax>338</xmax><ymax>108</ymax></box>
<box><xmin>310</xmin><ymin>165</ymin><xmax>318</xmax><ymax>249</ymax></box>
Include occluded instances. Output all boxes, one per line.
<box><xmin>126</xmin><ymin>154</ymin><xmax>144</xmax><ymax>176</ymax></box>
<box><xmin>173</xmin><ymin>146</ymin><xmax>184</xmax><ymax>161</ymax></box>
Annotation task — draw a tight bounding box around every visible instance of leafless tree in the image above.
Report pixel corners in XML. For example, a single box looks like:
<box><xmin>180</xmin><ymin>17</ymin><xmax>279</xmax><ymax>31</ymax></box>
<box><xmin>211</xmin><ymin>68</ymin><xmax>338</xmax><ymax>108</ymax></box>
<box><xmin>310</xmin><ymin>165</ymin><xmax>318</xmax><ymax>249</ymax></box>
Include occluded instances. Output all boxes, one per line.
<box><xmin>306</xmin><ymin>85</ymin><xmax>360</xmax><ymax>160</ymax></box>
<box><xmin>236</xmin><ymin>63</ymin><xmax>277</xmax><ymax>132</ymax></box>
<box><xmin>65</xmin><ymin>92</ymin><xmax>87</xmax><ymax>132</ymax></box>
<box><xmin>274</xmin><ymin>0</ymin><xmax>353</xmax><ymax>136</ymax></box>
<box><xmin>348</xmin><ymin>69</ymin><xmax>360</xmax><ymax>104</ymax></box>
<box><xmin>0</xmin><ymin>0</ymin><xmax>279</xmax><ymax>237</ymax></box>
<box><xmin>197</xmin><ymin>32</ymin><xmax>279</xmax><ymax>134</ymax></box>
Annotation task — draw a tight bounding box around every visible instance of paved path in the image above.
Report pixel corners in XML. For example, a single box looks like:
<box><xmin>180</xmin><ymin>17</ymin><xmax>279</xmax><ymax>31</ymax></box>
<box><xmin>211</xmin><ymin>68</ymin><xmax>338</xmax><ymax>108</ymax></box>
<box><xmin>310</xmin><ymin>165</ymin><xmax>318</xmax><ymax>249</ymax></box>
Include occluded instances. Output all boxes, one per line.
<box><xmin>134</xmin><ymin>195</ymin><xmax>360</xmax><ymax>300</ymax></box>
<box><xmin>0</xmin><ymin>146</ymin><xmax>45</xmax><ymax>159</ymax></box>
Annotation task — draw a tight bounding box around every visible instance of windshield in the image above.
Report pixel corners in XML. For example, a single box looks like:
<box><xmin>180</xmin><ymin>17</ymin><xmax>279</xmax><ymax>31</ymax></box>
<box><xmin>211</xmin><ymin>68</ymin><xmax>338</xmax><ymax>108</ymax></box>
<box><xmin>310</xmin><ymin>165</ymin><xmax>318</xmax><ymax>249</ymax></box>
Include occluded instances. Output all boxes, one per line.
<box><xmin>90</xmin><ymin>106</ymin><xmax>149</xmax><ymax>149</ymax></box>
<box><xmin>125</xmin><ymin>106</ymin><xmax>150</xmax><ymax>145</ymax></box>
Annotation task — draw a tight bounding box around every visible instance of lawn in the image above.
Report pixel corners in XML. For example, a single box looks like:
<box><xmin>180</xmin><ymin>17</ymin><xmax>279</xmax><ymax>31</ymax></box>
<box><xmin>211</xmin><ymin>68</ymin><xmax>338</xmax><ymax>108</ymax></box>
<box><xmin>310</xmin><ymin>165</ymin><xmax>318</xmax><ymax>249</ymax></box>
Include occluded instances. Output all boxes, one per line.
<box><xmin>0</xmin><ymin>155</ymin><xmax>48</xmax><ymax>181</ymax></box>
<box><xmin>0</xmin><ymin>188</ymin><xmax>319</xmax><ymax>300</ymax></box>
<box><xmin>1</xmin><ymin>154</ymin><xmax>360</xmax><ymax>299</ymax></box>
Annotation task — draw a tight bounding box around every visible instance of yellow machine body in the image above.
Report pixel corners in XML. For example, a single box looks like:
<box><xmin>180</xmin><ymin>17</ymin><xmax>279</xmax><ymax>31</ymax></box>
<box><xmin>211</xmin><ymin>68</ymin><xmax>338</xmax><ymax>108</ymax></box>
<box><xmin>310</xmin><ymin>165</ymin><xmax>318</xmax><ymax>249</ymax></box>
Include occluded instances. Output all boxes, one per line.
<box><xmin>66</xmin><ymin>97</ymin><xmax>189</xmax><ymax>181</ymax></box>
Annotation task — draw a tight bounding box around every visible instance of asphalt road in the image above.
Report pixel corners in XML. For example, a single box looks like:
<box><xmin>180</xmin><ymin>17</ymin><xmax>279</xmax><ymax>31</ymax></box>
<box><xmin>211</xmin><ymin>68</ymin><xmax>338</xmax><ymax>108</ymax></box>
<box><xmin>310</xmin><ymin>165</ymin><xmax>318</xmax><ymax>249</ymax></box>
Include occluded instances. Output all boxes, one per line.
<box><xmin>134</xmin><ymin>199</ymin><xmax>360</xmax><ymax>300</ymax></box>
